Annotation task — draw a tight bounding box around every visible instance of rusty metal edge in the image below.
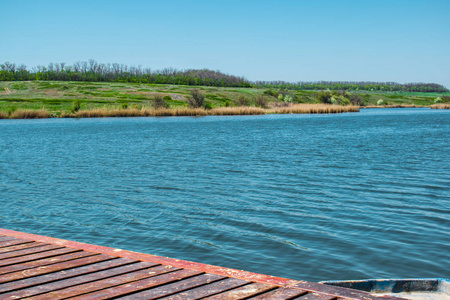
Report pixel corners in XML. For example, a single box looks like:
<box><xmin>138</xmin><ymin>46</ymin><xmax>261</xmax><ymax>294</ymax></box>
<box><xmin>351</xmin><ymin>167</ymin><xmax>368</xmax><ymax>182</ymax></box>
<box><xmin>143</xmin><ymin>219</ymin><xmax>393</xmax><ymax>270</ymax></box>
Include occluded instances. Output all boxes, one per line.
<box><xmin>0</xmin><ymin>228</ymin><xmax>299</xmax><ymax>288</ymax></box>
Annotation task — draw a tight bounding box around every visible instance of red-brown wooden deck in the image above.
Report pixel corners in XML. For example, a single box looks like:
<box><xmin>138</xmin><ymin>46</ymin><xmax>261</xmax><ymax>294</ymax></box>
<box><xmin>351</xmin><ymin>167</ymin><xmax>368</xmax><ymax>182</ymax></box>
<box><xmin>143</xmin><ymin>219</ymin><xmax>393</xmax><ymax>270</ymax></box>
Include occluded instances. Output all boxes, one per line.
<box><xmin>0</xmin><ymin>228</ymin><xmax>403</xmax><ymax>299</ymax></box>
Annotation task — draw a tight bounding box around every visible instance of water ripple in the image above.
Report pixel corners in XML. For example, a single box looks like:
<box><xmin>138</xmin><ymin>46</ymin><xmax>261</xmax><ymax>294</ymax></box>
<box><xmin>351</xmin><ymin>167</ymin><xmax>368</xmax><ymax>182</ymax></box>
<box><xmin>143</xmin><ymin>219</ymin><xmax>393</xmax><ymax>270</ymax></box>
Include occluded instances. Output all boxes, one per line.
<box><xmin>0</xmin><ymin>108</ymin><xmax>449</xmax><ymax>281</ymax></box>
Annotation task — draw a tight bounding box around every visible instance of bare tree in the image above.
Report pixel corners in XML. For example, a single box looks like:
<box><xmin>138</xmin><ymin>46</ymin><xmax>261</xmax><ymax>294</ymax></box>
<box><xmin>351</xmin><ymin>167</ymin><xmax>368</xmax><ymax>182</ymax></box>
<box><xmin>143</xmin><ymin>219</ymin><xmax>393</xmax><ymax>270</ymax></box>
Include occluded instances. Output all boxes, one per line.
<box><xmin>254</xmin><ymin>95</ymin><xmax>268</xmax><ymax>108</ymax></box>
<box><xmin>152</xmin><ymin>94</ymin><xmax>168</xmax><ymax>109</ymax></box>
<box><xmin>187</xmin><ymin>89</ymin><xmax>205</xmax><ymax>108</ymax></box>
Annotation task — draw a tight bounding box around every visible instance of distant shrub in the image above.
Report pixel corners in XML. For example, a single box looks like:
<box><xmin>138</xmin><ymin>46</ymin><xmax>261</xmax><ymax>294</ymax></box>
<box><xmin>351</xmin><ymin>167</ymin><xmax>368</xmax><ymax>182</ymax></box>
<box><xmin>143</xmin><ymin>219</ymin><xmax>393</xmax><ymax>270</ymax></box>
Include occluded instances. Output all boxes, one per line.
<box><xmin>339</xmin><ymin>96</ymin><xmax>350</xmax><ymax>106</ymax></box>
<box><xmin>278</xmin><ymin>94</ymin><xmax>284</xmax><ymax>100</ymax></box>
<box><xmin>235</xmin><ymin>95</ymin><xmax>249</xmax><ymax>106</ymax></box>
<box><xmin>187</xmin><ymin>89</ymin><xmax>205</xmax><ymax>108</ymax></box>
<box><xmin>377</xmin><ymin>99</ymin><xmax>385</xmax><ymax>106</ymax></box>
<box><xmin>7</xmin><ymin>106</ymin><xmax>17</xmax><ymax>116</ymax></box>
<box><xmin>263</xmin><ymin>89</ymin><xmax>277</xmax><ymax>97</ymax></box>
<box><xmin>132</xmin><ymin>104</ymin><xmax>141</xmax><ymax>109</ymax></box>
<box><xmin>204</xmin><ymin>103</ymin><xmax>212</xmax><ymax>110</ymax></box>
<box><xmin>317</xmin><ymin>91</ymin><xmax>332</xmax><ymax>104</ymax></box>
<box><xmin>163</xmin><ymin>95</ymin><xmax>172</xmax><ymax>101</ymax></box>
<box><xmin>348</xmin><ymin>93</ymin><xmax>364</xmax><ymax>106</ymax></box>
<box><xmin>284</xmin><ymin>94</ymin><xmax>294</xmax><ymax>103</ymax></box>
<box><xmin>152</xmin><ymin>95</ymin><xmax>168</xmax><ymax>109</ymax></box>
<box><xmin>71</xmin><ymin>100</ymin><xmax>81</xmax><ymax>113</ymax></box>
<box><xmin>121</xmin><ymin>103</ymin><xmax>128</xmax><ymax>109</ymax></box>
<box><xmin>330</xmin><ymin>97</ymin><xmax>338</xmax><ymax>105</ymax></box>
<box><xmin>434</xmin><ymin>97</ymin><xmax>443</xmax><ymax>104</ymax></box>
<box><xmin>255</xmin><ymin>94</ymin><xmax>268</xmax><ymax>108</ymax></box>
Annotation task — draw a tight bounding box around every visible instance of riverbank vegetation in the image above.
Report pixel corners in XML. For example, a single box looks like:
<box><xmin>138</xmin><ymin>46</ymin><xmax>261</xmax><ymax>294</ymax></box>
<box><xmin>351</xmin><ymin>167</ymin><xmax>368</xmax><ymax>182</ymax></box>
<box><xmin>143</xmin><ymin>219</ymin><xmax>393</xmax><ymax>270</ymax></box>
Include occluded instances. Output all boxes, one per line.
<box><xmin>0</xmin><ymin>104</ymin><xmax>359</xmax><ymax>119</ymax></box>
<box><xmin>431</xmin><ymin>103</ymin><xmax>450</xmax><ymax>109</ymax></box>
<box><xmin>0</xmin><ymin>76</ymin><xmax>449</xmax><ymax>119</ymax></box>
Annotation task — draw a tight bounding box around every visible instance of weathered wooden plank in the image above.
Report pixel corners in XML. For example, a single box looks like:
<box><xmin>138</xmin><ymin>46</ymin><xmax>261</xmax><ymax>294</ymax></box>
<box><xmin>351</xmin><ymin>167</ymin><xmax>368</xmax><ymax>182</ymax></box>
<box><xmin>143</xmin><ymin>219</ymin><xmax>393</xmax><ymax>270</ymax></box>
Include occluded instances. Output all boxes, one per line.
<box><xmin>160</xmin><ymin>277</ymin><xmax>251</xmax><ymax>300</ymax></box>
<box><xmin>292</xmin><ymin>282</ymin><xmax>399</xmax><ymax>300</ymax></box>
<box><xmin>249</xmin><ymin>287</ymin><xmax>308</xmax><ymax>299</ymax></box>
<box><xmin>0</xmin><ymin>228</ymin><xmax>299</xmax><ymax>288</ymax></box>
<box><xmin>202</xmin><ymin>282</ymin><xmax>278</xmax><ymax>299</ymax></box>
<box><xmin>0</xmin><ymin>251</ymin><xmax>96</xmax><ymax>275</ymax></box>
<box><xmin>0</xmin><ymin>244</ymin><xmax>63</xmax><ymax>260</ymax></box>
<box><xmin>0</xmin><ymin>253</ymin><xmax>116</xmax><ymax>283</ymax></box>
<box><xmin>66</xmin><ymin>269</ymin><xmax>203</xmax><ymax>300</ymax></box>
<box><xmin>0</xmin><ymin>236</ymin><xmax>16</xmax><ymax>242</ymax></box>
<box><xmin>118</xmin><ymin>273</ymin><xmax>226</xmax><ymax>300</ymax></box>
<box><xmin>26</xmin><ymin>265</ymin><xmax>181</xmax><ymax>300</ymax></box>
<box><xmin>0</xmin><ymin>257</ymin><xmax>135</xmax><ymax>295</ymax></box>
<box><xmin>0</xmin><ymin>239</ymin><xmax>33</xmax><ymax>248</ymax></box>
<box><xmin>0</xmin><ymin>242</ymin><xmax>48</xmax><ymax>254</ymax></box>
<box><xmin>291</xmin><ymin>292</ymin><xmax>337</xmax><ymax>300</ymax></box>
<box><xmin>0</xmin><ymin>247</ymin><xmax>79</xmax><ymax>267</ymax></box>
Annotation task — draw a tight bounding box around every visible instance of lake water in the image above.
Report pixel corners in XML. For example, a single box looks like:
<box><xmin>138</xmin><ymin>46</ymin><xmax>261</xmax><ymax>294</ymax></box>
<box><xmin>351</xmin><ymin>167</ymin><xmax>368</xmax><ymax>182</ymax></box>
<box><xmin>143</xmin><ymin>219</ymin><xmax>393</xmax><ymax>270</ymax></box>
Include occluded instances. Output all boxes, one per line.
<box><xmin>0</xmin><ymin>108</ymin><xmax>449</xmax><ymax>282</ymax></box>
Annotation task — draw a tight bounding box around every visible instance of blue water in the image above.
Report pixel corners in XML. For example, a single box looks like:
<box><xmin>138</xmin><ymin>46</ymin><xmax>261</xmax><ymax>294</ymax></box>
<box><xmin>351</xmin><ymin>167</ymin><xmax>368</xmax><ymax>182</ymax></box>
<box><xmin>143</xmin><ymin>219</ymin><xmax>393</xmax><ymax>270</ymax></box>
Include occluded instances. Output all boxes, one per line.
<box><xmin>0</xmin><ymin>108</ymin><xmax>449</xmax><ymax>282</ymax></box>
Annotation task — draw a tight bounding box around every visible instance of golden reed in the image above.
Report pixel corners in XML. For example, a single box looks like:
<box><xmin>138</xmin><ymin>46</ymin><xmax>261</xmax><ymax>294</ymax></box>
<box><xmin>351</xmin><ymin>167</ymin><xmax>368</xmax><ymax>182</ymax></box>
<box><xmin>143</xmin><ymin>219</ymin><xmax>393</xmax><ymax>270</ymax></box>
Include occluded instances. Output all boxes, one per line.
<box><xmin>364</xmin><ymin>104</ymin><xmax>421</xmax><ymax>108</ymax></box>
<box><xmin>430</xmin><ymin>103</ymin><xmax>450</xmax><ymax>109</ymax></box>
<box><xmin>3</xmin><ymin>104</ymin><xmax>360</xmax><ymax>119</ymax></box>
<box><xmin>271</xmin><ymin>104</ymin><xmax>360</xmax><ymax>114</ymax></box>
<box><xmin>9</xmin><ymin>109</ymin><xmax>51</xmax><ymax>119</ymax></box>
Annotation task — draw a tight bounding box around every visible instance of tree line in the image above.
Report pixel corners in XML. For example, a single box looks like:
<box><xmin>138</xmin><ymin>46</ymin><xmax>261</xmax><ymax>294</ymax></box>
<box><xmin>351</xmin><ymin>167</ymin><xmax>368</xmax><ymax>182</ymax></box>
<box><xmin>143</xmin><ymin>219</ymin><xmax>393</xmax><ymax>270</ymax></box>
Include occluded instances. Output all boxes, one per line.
<box><xmin>0</xmin><ymin>60</ymin><xmax>251</xmax><ymax>88</ymax></box>
<box><xmin>1</xmin><ymin>60</ymin><xmax>448</xmax><ymax>92</ymax></box>
<box><xmin>255</xmin><ymin>81</ymin><xmax>449</xmax><ymax>93</ymax></box>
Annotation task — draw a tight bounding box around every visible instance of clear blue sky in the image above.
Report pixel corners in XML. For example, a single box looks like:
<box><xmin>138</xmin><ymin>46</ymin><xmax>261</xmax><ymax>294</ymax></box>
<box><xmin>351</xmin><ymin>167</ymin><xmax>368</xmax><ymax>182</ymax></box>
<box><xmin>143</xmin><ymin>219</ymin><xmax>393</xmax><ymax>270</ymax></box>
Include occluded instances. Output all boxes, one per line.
<box><xmin>1</xmin><ymin>0</ymin><xmax>449</xmax><ymax>87</ymax></box>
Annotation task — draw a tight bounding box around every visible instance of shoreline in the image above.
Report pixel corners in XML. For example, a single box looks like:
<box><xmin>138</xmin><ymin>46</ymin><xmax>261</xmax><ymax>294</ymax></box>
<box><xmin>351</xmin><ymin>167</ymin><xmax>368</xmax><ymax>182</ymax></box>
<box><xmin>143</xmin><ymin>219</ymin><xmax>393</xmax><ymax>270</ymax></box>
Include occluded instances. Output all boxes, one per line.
<box><xmin>1</xmin><ymin>105</ymin><xmax>449</xmax><ymax>120</ymax></box>
<box><xmin>0</xmin><ymin>104</ymin><xmax>360</xmax><ymax>119</ymax></box>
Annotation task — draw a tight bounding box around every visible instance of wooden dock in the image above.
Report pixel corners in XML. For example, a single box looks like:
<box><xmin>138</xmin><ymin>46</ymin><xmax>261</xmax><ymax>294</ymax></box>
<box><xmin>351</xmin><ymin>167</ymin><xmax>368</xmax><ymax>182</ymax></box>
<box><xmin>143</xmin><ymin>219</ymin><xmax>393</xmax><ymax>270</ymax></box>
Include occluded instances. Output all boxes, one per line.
<box><xmin>0</xmin><ymin>228</ymin><xmax>403</xmax><ymax>299</ymax></box>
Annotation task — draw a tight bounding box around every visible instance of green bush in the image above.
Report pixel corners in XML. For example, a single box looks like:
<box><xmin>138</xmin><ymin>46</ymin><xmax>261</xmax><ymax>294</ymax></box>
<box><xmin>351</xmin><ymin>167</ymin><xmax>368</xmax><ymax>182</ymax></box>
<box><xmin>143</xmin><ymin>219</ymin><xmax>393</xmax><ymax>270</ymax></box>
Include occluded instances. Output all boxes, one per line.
<box><xmin>434</xmin><ymin>97</ymin><xmax>443</xmax><ymax>104</ymax></box>
<box><xmin>71</xmin><ymin>100</ymin><xmax>81</xmax><ymax>113</ymax></box>
<box><xmin>318</xmin><ymin>91</ymin><xmax>332</xmax><ymax>104</ymax></box>
<box><xmin>163</xmin><ymin>95</ymin><xmax>172</xmax><ymax>101</ymax></box>
<box><xmin>121</xmin><ymin>103</ymin><xmax>128</xmax><ymax>109</ymax></box>
<box><xmin>7</xmin><ymin>106</ymin><xmax>17</xmax><ymax>116</ymax></box>
<box><xmin>152</xmin><ymin>95</ymin><xmax>168</xmax><ymax>109</ymax></box>
<box><xmin>255</xmin><ymin>94</ymin><xmax>268</xmax><ymax>108</ymax></box>
<box><xmin>284</xmin><ymin>94</ymin><xmax>294</xmax><ymax>103</ymax></box>
<box><xmin>377</xmin><ymin>99</ymin><xmax>385</xmax><ymax>106</ymax></box>
<box><xmin>235</xmin><ymin>95</ymin><xmax>249</xmax><ymax>106</ymax></box>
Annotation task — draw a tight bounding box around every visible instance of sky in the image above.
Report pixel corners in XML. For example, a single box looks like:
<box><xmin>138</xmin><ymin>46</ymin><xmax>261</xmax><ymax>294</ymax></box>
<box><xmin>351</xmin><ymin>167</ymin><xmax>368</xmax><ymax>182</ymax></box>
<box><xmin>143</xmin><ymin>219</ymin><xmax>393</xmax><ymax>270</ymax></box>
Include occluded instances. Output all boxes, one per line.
<box><xmin>1</xmin><ymin>0</ymin><xmax>449</xmax><ymax>87</ymax></box>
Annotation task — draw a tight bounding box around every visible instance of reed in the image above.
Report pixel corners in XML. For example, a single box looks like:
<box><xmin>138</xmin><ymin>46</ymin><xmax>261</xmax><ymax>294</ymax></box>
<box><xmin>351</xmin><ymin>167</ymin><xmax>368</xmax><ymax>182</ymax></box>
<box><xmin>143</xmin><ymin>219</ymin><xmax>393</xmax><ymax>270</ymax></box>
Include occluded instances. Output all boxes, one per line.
<box><xmin>9</xmin><ymin>109</ymin><xmax>51</xmax><ymax>119</ymax></box>
<box><xmin>0</xmin><ymin>111</ymin><xmax>8</xmax><ymax>119</ymax></box>
<box><xmin>70</xmin><ymin>107</ymin><xmax>210</xmax><ymax>118</ymax></box>
<box><xmin>430</xmin><ymin>103</ymin><xmax>450</xmax><ymax>109</ymax></box>
<box><xmin>208</xmin><ymin>107</ymin><xmax>265</xmax><ymax>115</ymax></box>
<box><xmin>364</xmin><ymin>104</ymin><xmax>421</xmax><ymax>108</ymax></box>
<box><xmin>270</xmin><ymin>104</ymin><xmax>360</xmax><ymax>114</ymax></box>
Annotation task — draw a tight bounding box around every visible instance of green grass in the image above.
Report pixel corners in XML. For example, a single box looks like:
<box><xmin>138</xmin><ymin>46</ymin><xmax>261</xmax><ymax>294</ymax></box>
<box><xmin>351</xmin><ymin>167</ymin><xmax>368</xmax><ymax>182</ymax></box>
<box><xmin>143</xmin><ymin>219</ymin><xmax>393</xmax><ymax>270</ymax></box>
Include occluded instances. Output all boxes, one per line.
<box><xmin>0</xmin><ymin>81</ymin><xmax>448</xmax><ymax>114</ymax></box>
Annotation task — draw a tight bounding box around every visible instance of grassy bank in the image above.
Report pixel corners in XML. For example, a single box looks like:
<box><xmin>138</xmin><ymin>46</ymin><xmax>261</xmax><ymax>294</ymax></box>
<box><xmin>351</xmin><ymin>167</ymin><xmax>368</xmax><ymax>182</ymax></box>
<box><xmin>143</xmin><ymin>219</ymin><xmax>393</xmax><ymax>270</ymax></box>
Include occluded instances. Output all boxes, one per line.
<box><xmin>1</xmin><ymin>81</ymin><xmax>449</xmax><ymax>119</ymax></box>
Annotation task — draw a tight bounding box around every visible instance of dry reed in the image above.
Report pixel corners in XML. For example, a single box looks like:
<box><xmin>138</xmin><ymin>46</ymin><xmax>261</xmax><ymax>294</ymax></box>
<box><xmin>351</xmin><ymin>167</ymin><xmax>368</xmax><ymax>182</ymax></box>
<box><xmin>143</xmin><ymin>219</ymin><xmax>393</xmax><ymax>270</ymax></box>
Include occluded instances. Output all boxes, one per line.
<box><xmin>3</xmin><ymin>104</ymin><xmax>361</xmax><ymax>119</ymax></box>
<box><xmin>270</xmin><ymin>104</ymin><xmax>359</xmax><ymax>114</ymax></box>
<box><xmin>209</xmin><ymin>107</ymin><xmax>265</xmax><ymax>115</ymax></box>
<box><xmin>10</xmin><ymin>109</ymin><xmax>51</xmax><ymax>119</ymax></box>
<box><xmin>364</xmin><ymin>104</ymin><xmax>421</xmax><ymax>108</ymax></box>
<box><xmin>430</xmin><ymin>103</ymin><xmax>450</xmax><ymax>109</ymax></box>
<box><xmin>71</xmin><ymin>107</ymin><xmax>209</xmax><ymax>118</ymax></box>
<box><xmin>0</xmin><ymin>111</ymin><xmax>8</xmax><ymax>119</ymax></box>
